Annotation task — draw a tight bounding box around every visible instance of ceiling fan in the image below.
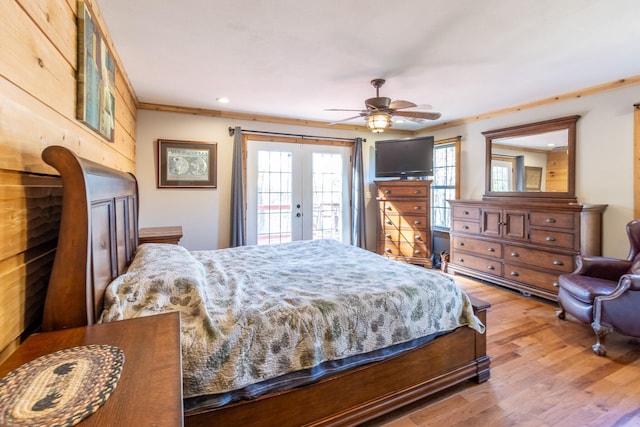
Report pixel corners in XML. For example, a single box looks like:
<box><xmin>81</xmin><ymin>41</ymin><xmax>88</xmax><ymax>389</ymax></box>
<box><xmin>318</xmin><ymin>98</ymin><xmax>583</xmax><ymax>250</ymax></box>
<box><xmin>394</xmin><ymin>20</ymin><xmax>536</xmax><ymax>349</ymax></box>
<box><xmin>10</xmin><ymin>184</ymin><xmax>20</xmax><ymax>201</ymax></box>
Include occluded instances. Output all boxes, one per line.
<box><xmin>326</xmin><ymin>78</ymin><xmax>441</xmax><ymax>133</ymax></box>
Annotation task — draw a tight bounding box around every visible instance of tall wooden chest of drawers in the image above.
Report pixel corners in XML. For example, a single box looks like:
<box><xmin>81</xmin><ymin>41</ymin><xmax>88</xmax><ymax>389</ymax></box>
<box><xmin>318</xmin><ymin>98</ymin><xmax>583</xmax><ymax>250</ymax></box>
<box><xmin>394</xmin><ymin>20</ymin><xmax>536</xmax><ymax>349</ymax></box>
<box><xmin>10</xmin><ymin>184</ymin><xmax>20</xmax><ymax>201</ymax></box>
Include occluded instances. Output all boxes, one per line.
<box><xmin>448</xmin><ymin>199</ymin><xmax>606</xmax><ymax>300</ymax></box>
<box><xmin>376</xmin><ymin>180</ymin><xmax>432</xmax><ymax>268</ymax></box>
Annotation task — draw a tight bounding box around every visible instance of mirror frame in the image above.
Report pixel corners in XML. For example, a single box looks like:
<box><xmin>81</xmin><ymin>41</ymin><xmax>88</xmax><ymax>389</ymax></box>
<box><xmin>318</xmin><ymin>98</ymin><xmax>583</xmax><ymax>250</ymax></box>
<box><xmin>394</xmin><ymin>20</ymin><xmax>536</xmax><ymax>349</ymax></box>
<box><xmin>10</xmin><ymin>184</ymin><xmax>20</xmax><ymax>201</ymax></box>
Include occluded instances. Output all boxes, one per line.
<box><xmin>483</xmin><ymin>115</ymin><xmax>580</xmax><ymax>202</ymax></box>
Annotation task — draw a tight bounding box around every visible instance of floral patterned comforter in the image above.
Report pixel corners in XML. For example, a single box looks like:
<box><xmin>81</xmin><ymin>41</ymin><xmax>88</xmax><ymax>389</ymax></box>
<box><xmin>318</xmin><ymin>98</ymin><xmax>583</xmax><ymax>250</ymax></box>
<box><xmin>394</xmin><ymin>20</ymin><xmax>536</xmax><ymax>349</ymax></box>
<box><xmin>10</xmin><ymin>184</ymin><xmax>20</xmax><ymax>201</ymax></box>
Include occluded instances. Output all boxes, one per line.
<box><xmin>100</xmin><ymin>239</ymin><xmax>484</xmax><ymax>399</ymax></box>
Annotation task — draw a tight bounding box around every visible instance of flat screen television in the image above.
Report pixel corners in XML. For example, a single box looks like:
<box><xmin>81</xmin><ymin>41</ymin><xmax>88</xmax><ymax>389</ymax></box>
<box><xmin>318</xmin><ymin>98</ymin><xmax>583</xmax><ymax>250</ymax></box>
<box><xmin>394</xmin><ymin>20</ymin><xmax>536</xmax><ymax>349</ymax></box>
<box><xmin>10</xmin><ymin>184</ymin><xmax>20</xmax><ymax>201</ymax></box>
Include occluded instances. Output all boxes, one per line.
<box><xmin>375</xmin><ymin>136</ymin><xmax>434</xmax><ymax>179</ymax></box>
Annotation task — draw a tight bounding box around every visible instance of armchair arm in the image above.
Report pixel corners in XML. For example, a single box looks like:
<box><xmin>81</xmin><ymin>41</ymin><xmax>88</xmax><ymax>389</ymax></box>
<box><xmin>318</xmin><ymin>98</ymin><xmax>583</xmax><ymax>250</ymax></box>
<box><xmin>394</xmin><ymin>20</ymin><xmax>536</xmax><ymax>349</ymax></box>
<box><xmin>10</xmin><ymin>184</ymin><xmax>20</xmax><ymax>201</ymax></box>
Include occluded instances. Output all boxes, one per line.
<box><xmin>573</xmin><ymin>256</ymin><xmax>632</xmax><ymax>281</ymax></box>
<box><xmin>620</xmin><ymin>274</ymin><xmax>640</xmax><ymax>292</ymax></box>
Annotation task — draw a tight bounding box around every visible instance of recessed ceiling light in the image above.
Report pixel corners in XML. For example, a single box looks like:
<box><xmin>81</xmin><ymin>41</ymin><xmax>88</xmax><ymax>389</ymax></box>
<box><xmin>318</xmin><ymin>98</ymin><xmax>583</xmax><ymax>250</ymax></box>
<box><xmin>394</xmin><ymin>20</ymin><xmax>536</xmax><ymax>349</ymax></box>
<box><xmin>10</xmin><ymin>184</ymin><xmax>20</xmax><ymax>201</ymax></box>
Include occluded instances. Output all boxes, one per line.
<box><xmin>216</xmin><ymin>97</ymin><xmax>230</xmax><ymax>104</ymax></box>
<box><xmin>394</xmin><ymin>119</ymin><xmax>405</xmax><ymax>124</ymax></box>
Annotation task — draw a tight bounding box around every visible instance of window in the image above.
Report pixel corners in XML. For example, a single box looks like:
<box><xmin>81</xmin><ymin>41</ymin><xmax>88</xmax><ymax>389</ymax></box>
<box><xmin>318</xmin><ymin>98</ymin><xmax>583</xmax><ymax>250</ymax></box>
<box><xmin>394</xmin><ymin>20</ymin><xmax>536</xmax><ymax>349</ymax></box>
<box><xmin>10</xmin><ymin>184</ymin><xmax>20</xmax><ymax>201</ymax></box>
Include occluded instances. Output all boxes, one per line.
<box><xmin>431</xmin><ymin>137</ymin><xmax>460</xmax><ymax>230</ymax></box>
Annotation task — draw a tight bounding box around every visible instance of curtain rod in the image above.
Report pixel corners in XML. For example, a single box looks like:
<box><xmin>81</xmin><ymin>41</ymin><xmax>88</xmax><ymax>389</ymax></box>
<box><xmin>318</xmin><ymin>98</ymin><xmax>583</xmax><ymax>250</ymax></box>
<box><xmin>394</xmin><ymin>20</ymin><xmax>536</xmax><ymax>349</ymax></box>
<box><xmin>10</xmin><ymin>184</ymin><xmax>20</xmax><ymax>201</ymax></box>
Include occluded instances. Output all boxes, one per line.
<box><xmin>228</xmin><ymin>127</ymin><xmax>364</xmax><ymax>142</ymax></box>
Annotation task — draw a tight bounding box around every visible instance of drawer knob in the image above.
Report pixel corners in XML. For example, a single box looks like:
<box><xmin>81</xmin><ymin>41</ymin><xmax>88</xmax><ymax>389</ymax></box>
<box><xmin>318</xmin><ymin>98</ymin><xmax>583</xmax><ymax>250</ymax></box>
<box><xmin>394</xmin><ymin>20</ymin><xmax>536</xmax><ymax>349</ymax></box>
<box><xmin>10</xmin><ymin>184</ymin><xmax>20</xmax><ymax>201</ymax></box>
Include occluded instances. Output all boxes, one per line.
<box><xmin>413</xmin><ymin>206</ymin><xmax>420</xmax><ymax>210</ymax></box>
<box><xmin>414</xmin><ymin>190</ymin><xmax>421</xmax><ymax>195</ymax></box>
<box><xmin>553</xmin><ymin>260</ymin><xmax>563</xmax><ymax>266</ymax></box>
<box><xmin>463</xmin><ymin>210</ymin><xmax>469</xmax><ymax>215</ymax></box>
<box><xmin>385</xmin><ymin>233</ymin><xmax>392</xmax><ymax>238</ymax></box>
<box><xmin>414</xmin><ymin>220</ymin><xmax>421</xmax><ymax>225</ymax></box>
<box><xmin>458</xmin><ymin>241</ymin><xmax>465</xmax><ymax>246</ymax></box>
<box><xmin>384</xmin><ymin>190</ymin><xmax>390</xmax><ymax>194</ymax></box>
<box><xmin>385</xmin><ymin>219</ymin><xmax>392</xmax><ymax>224</ymax></box>
<box><xmin>458</xmin><ymin>257</ymin><xmax>464</xmax><ymax>262</ymax></box>
<box><xmin>553</xmin><ymin>281</ymin><xmax>559</xmax><ymax>287</ymax></box>
<box><xmin>546</xmin><ymin>218</ymin><xmax>556</xmax><ymax>223</ymax></box>
<box><xmin>487</xmin><ymin>265</ymin><xmax>495</xmax><ymax>270</ymax></box>
<box><xmin>510</xmin><ymin>252</ymin><xmax>519</xmax><ymax>257</ymax></box>
<box><xmin>414</xmin><ymin>249</ymin><xmax>421</xmax><ymax>254</ymax></box>
<box><xmin>546</xmin><ymin>236</ymin><xmax>556</xmax><ymax>242</ymax></box>
<box><xmin>385</xmin><ymin>248</ymin><xmax>392</xmax><ymax>253</ymax></box>
<box><xmin>386</xmin><ymin>206</ymin><xmax>392</xmax><ymax>210</ymax></box>
<box><xmin>510</xmin><ymin>271</ymin><xmax>519</xmax><ymax>277</ymax></box>
<box><xmin>463</xmin><ymin>225</ymin><xmax>469</xmax><ymax>230</ymax></box>
<box><xmin>414</xmin><ymin>235</ymin><xmax>422</xmax><ymax>240</ymax></box>
<box><xmin>487</xmin><ymin>247</ymin><xmax>495</xmax><ymax>252</ymax></box>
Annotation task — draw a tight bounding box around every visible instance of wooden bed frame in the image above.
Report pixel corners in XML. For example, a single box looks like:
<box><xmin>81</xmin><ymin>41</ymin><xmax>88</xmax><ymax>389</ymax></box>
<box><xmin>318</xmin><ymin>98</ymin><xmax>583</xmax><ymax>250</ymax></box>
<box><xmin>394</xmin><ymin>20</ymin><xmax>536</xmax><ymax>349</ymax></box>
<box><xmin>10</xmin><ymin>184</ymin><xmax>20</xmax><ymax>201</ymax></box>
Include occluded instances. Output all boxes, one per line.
<box><xmin>41</xmin><ymin>145</ymin><xmax>490</xmax><ymax>426</ymax></box>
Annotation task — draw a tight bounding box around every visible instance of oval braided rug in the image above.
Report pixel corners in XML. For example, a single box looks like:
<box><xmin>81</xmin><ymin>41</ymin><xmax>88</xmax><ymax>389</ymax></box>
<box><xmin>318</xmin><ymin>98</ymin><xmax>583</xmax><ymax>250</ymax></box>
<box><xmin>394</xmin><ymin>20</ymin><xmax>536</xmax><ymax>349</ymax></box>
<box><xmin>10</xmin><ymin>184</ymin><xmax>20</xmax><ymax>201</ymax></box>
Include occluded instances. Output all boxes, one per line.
<box><xmin>0</xmin><ymin>344</ymin><xmax>124</xmax><ymax>426</ymax></box>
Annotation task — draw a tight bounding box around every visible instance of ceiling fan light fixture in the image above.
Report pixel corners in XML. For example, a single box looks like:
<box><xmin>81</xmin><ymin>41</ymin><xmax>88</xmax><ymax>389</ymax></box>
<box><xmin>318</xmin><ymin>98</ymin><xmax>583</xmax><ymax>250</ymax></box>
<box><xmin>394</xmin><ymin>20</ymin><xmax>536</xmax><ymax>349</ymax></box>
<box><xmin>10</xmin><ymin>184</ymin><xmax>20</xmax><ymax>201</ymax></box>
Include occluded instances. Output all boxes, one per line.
<box><xmin>366</xmin><ymin>113</ymin><xmax>392</xmax><ymax>133</ymax></box>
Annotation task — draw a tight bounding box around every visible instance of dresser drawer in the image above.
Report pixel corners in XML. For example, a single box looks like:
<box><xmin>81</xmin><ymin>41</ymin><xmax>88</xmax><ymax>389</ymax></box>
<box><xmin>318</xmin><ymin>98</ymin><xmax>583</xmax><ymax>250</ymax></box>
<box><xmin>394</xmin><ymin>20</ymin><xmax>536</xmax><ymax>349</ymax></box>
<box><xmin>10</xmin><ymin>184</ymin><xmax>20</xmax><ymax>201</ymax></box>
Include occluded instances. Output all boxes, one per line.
<box><xmin>383</xmin><ymin>201</ymin><xmax>428</xmax><ymax>215</ymax></box>
<box><xmin>529</xmin><ymin>211</ymin><xmax>575</xmax><ymax>229</ymax></box>
<box><xmin>503</xmin><ymin>263</ymin><xmax>561</xmax><ymax>292</ymax></box>
<box><xmin>452</xmin><ymin>220</ymin><xmax>481</xmax><ymax>234</ymax></box>
<box><xmin>452</xmin><ymin>250</ymin><xmax>502</xmax><ymax>276</ymax></box>
<box><xmin>381</xmin><ymin>229</ymin><xmax>429</xmax><ymax>245</ymax></box>
<box><xmin>504</xmin><ymin>245</ymin><xmax>574</xmax><ymax>273</ymax></box>
<box><xmin>399</xmin><ymin>214</ymin><xmax>429</xmax><ymax>230</ymax></box>
<box><xmin>529</xmin><ymin>229</ymin><xmax>576</xmax><ymax>250</ymax></box>
<box><xmin>452</xmin><ymin>236</ymin><xmax>502</xmax><ymax>258</ymax></box>
<box><xmin>382</xmin><ymin>242</ymin><xmax>429</xmax><ymax>258</ymax></box>
<box><xmin>378</xmin><ymin>185</ymin><xmax>429</xmax><ymax>199</ymax></box>
<box><xmin>381</xmin><ymin>213</ymin><xmax>428</xmax><ymax>231</ymax></box>
<box><xmin>452</xmin><ymin>206</ymin><xmax>480</xmax><ymax>220</ymax></box>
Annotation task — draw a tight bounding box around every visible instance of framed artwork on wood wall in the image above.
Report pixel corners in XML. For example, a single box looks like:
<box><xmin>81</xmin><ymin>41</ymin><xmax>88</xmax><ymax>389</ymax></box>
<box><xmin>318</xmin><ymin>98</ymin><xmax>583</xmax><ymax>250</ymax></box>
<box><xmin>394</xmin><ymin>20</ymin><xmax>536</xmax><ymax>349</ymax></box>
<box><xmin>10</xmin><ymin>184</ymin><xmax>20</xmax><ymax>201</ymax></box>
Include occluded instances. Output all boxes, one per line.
<box><xmin>525</xmin><ymin>166</ymin><xmax>543</xmax><ymax>191</ymax></box>
<box><xmin>157</xmin><ymin>139</ymin><xmax>217</xmax><ymax>188</ymax></box>
<box><xmin>77</xmin><ymin>1</ymin><xmax>116</xmax><ymax>142</ymax></box>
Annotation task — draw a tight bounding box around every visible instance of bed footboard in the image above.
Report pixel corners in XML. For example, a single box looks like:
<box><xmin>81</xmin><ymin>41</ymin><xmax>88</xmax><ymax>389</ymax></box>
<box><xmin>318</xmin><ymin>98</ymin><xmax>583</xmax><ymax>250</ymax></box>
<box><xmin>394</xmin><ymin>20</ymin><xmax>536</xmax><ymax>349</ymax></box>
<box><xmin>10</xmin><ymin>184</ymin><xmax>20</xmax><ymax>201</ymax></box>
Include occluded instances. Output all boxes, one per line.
<box><xmin>185</xmin><ymin>298</ymin><xmax>490</xmax><ymax>427</ymax></box>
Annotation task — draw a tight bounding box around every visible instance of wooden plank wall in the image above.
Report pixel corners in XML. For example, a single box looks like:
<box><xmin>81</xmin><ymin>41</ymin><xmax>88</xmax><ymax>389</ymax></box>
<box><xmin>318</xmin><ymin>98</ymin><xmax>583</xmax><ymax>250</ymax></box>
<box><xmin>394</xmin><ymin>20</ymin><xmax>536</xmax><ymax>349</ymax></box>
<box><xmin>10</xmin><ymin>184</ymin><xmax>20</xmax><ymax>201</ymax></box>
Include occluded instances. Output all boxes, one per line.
<box><xmin>0</xmin><ymin>0</ymin><xmax>137</xmax><ymax>362</ymax></box>
<box><xmin>635</xmin><ymin>104</ymin><xmax>639</xmax><ymax>219</ymax></box>
<box><xmin>545</xmin><ymin>150</ymin><xmax>568</xmax><ymax>192</ymax></box>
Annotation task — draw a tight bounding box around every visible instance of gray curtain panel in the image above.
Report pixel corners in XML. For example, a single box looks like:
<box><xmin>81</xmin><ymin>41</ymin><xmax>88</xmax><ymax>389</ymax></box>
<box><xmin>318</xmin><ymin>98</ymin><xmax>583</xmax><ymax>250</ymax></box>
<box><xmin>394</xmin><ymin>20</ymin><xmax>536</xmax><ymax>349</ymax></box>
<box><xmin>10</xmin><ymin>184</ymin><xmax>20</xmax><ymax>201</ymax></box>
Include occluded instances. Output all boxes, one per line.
<box><xmin>515</xmin><ymin>155</ymin><xmax>525</xmax><ymax>192</ymax></box>
<box><xmin>230</xmin><ymin>126</ymin><xmax>246</xmax><ymax>247</ymax></box>
<box><xmin>351</xmin><ymin>137</ymin><xmax>367</xmax><ymax>248</ymax></box>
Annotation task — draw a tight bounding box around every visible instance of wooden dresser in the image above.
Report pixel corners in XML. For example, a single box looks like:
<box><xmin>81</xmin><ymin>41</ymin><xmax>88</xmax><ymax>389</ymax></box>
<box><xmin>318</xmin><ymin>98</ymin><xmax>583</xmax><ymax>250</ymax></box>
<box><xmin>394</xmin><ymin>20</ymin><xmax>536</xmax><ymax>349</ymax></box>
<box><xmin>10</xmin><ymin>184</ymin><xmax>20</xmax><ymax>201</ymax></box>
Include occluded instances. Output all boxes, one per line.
<box><xmin>448</xmin><ymin>199</ymin><xmax>606</xmax><ymax>300</ymax></box>
<box><xmin>376</xmin><ymin>180</ymin><xmax>432</xmax><ymax>268</ymax></box>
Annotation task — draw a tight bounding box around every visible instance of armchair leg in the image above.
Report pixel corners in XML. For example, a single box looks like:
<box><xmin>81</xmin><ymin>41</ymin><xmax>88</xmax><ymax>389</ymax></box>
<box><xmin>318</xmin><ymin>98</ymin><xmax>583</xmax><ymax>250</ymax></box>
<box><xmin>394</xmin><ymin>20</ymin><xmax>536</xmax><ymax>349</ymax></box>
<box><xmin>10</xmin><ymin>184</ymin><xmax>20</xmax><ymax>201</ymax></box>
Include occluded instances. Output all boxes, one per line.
<box><xmin>556</xmin><ymin>303</ymin><xmax>566</xmax><ymax>320</ymax></box>
<box><xmin>591</xmin><ymin>321</ymin><xmax>612</xmax><ymax>357</ymax></box>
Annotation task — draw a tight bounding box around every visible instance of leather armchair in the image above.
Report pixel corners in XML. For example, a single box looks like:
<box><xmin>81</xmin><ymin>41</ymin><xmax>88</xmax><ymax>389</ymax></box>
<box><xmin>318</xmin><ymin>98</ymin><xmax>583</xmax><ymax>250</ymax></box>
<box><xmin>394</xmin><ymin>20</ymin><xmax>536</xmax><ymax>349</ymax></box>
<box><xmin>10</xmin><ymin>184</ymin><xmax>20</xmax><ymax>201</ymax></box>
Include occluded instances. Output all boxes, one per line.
<box><xmin>556</xmin><ymin>219</ymin><xmax>640</xmax><ymax>356</ymax></box>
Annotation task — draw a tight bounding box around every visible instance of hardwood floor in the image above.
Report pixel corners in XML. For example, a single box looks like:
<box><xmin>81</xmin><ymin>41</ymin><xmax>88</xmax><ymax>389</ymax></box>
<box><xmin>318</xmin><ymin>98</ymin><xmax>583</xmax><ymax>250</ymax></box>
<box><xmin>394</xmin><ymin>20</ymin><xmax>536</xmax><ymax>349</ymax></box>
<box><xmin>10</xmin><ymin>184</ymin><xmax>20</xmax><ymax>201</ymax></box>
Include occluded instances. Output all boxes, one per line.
<box><xmin>369</xmin><ymin>274</ymin><xmax>640</xmax><ymax>427</ymax></box>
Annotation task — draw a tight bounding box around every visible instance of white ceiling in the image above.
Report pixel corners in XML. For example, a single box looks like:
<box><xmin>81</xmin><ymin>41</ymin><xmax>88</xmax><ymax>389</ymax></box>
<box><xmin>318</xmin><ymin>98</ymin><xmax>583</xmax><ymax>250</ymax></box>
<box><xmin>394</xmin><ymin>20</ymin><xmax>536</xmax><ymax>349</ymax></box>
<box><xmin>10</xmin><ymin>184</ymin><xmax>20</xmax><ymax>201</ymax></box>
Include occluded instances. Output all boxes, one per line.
<box><xmin>96</xmin><ymin>0</ymin><xmax>640</xmax><ymax>131</ymax></box>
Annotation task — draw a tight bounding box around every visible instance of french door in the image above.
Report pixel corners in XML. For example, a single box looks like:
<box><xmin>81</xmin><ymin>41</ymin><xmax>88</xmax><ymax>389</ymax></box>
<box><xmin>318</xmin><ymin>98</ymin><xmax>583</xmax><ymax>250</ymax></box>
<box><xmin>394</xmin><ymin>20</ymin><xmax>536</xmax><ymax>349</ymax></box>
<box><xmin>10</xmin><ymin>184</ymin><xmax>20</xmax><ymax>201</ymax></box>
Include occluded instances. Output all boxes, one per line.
<box><xmin>246</xmin><ymin>140</ymin><xmax>351</xmax><ymax>245</ymax></box>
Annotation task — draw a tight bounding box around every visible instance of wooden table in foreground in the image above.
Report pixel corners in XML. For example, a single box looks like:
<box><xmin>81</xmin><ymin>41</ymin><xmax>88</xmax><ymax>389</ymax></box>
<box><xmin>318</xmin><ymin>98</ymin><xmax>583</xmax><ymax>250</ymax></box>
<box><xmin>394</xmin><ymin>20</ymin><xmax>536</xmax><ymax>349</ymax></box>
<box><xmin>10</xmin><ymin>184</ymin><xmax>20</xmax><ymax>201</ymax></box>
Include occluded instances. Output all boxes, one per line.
<box><xmin>139</xmin><ymin>226</ymin><xmax>183</xmax><ymax>245</ymax></box>
<box><xmin>0</xmin><ymin>312</ymin><xmax>183</xmax><ymax>426</ymax></box>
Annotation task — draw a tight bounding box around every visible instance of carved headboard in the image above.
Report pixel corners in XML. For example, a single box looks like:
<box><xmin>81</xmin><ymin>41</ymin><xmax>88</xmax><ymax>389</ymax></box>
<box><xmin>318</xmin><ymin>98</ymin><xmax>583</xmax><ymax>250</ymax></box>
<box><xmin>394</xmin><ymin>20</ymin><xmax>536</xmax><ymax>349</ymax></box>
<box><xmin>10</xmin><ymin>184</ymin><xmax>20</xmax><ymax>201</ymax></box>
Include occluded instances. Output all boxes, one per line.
<box><xmin>41</xmin><ymin>146</ymin><xmax>139</xmax><ymax>331</ymax></box>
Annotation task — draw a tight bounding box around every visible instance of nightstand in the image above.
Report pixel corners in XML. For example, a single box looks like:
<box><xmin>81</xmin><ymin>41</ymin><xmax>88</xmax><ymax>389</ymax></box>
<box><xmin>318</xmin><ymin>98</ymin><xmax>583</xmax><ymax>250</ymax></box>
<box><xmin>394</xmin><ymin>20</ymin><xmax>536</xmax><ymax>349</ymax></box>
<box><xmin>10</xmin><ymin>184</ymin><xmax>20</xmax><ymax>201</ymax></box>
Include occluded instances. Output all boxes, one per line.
<box><xmin>139</xmin><ymin>226</ymin><xmax>183</xmax><ymax>245</ymax></box>
<box><xmin>0</xmin><ymin>312</ymin><xmax>183</xmax><ymax>426</ymax></box>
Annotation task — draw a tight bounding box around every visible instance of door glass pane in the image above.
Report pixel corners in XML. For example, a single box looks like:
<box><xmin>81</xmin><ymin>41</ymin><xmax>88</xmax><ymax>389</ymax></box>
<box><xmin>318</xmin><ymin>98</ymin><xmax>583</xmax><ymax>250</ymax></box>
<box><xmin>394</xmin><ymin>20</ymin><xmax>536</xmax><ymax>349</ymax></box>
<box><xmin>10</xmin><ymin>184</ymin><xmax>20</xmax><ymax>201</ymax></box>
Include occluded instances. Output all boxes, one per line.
<box><xmin>257</xmin><ymin>150</ymin><xmax>292</xmax><ymax>245</ymax></box>
<box><xmin>492</xmin><ymin>163</ymin><xmax>512</xmax><ymax>191</ymax></box>
<box><xmin>312</xmin><ymin>153</ymin><xmax>343</xmax><ymax>241</ymax></box>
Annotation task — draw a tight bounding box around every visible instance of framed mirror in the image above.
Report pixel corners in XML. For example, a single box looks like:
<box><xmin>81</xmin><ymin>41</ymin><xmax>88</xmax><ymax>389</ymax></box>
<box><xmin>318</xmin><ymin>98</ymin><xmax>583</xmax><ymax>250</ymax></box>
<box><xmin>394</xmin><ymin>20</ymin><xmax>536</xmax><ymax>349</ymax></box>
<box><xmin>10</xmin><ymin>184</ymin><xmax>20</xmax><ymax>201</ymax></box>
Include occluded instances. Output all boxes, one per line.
<box><xmin>483</xmin><ymin>115</ymin><xmax>580</xmax><ymax>201</ymax></box>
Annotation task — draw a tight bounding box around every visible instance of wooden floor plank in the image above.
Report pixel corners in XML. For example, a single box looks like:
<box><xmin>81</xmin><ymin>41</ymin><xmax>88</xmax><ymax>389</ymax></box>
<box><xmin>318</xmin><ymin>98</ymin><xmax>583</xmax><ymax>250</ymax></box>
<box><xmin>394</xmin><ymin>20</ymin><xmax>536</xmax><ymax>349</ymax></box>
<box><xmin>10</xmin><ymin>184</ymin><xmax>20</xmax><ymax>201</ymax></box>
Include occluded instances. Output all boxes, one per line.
<box><xmin>367</xmin><ymin>274</ymin><xmax>640</xmax><ymax>427</ymax></box>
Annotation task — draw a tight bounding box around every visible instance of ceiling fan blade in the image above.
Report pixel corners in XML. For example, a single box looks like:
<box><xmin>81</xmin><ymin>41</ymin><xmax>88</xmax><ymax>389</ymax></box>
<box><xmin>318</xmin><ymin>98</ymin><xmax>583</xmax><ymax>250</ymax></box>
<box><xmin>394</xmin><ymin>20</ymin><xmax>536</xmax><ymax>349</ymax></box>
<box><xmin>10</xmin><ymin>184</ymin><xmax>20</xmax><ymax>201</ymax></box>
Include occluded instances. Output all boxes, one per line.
<box><xmin>328</xmin><ymin>114</ymin><xmax>366</xmax><ymax>125</ymax></box>
<box><xmin>394</xmin><ymin>110</ymin><xmax>442</xmax><ymax>120</ymax></box>
<box><xmin>389</xmin><ymin>100</ymin><xmax>417</xmax><ymax>110</ymax></box>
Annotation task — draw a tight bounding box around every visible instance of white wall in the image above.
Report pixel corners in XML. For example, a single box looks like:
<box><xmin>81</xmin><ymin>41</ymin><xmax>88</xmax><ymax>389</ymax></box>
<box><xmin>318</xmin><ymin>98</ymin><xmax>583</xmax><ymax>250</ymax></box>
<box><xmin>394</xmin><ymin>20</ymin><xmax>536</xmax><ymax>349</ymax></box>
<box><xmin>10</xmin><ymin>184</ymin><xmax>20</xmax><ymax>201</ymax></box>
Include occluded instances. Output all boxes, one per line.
<box><xmin>136</xmin><ymin>111</ymin><xmax>378</xmax><ymax>250</ymax></box>
<box><xmin>137</xmin><ymin>84</ymin><xmax>640</xmax><ymax>257</ymax></box>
